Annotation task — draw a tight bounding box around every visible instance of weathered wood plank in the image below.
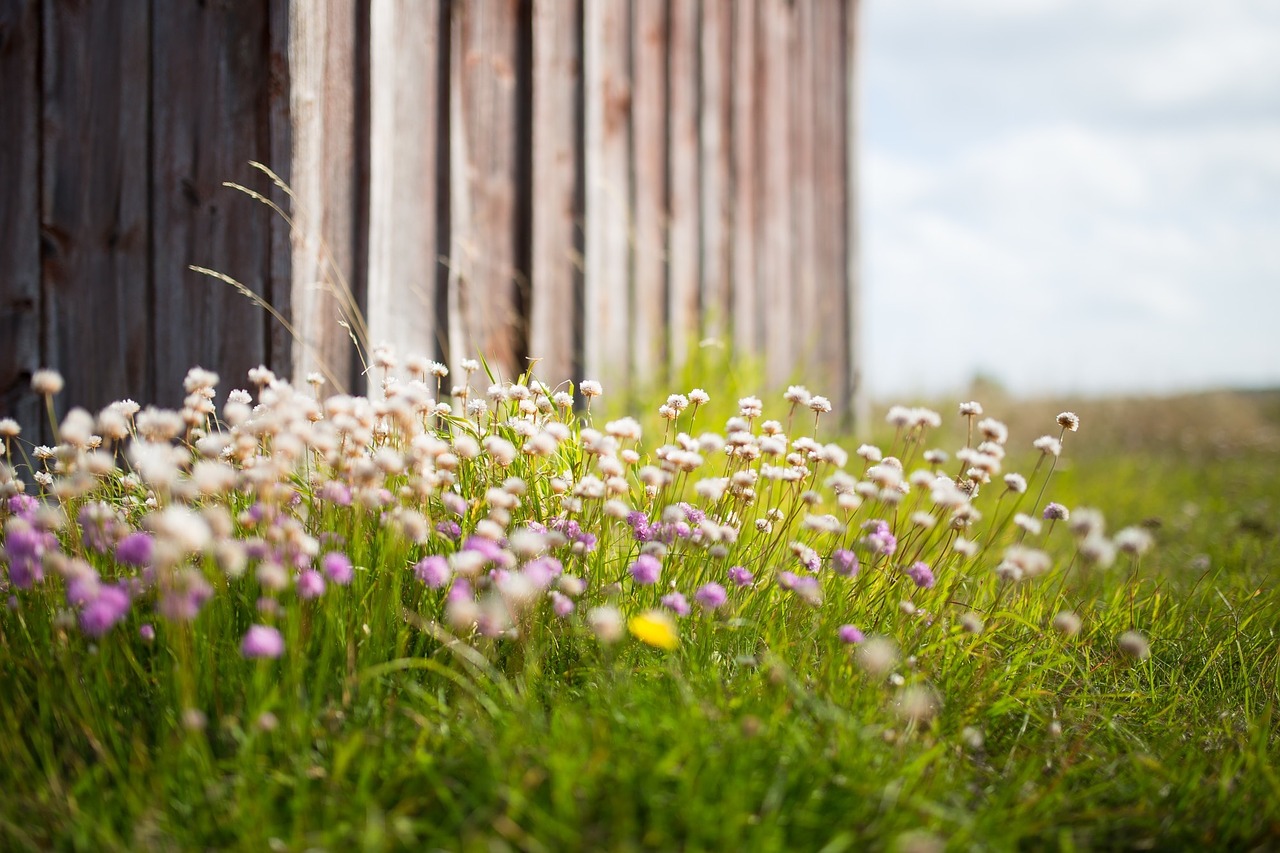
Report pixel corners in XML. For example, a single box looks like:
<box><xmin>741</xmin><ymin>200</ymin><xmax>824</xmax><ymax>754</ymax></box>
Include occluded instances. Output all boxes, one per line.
<box><xmin>368</xmin><ymin>0</ymin><xmax>446</xmax><ymax>385</ymax></box>
<box><xmin>0</xmin><ymin>0</ymin><xmax>42</xmax><ymax>436</ymax></box>
<box><xmin>790</xmin><ymin>0</ymin><xmax>818</xmax><ymax>382</ymax></box>
<box><xmin>288</xmin><ymin>0</ymin><xmax>359</xmax><ymax>391</ymax></box>
<box><xmin>448</xmin><ymin>0</ymin><xmax>522</xmax><ymax>382</ymax></box>
<box><xmin>845</xmin><ymin>0</ymin><xmax>866</xmax><ymax>427</ymax></box>
<box><xmin>758</xmin><ymin>0</ymin><xmax>793</xmax><ymax>390</ymax></box>
<box><xmin>151</xmin><ymin>0</ymin><xmax>279</xmax><ymax>403</ymax></box>
<box><xmin>698</xmin><ymin>0</ymin><xmax>732</xmax><ymax>342</ymax></box>
<box><xmin>267</xmin><ymin>0</ymin><xmax>295</xmax><ymax>382</ymax></box>
<box><xmin>667</xmin><ymin>0</ymin><xmax>699</xmax><ymax>372</ymax></box>
<box><xmin>730</xmin><ymin>1</ymin><xmax>758</xmax><ymax>361</ymax></box>
<box><xmin>40</xmin><ymin>0</ymin><xmax>150</xmax><ymax>416</ymax></box>
<box><xmin>813</xmin><ymin>0</ymin><xmax>849</xmax><ymax>413</ymax></box>
<box><xmin>529</xmin><ymin>0</ymin><xmax>582</xmax><ymax>387</ymax></box>
<box><xmin>630</xmin><ymin>0</ymin><xmax>667</xmax><ymax>383</ymax></box>
<box><xmin>582</xmin><ymin>0</ymin><xmax>632</xmax><ymax>394</ymax></box>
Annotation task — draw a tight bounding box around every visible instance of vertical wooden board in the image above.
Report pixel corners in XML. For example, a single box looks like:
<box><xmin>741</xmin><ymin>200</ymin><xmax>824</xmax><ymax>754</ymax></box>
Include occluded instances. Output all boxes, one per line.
<box><xmin>845</xmin><ymin>0</ymin><xmax>866</xmax><ymax>428</ymax></box>
<box><xmin>758</xmin><ymin>0</ymin><xmax>792</xmax><ymax>390</ymax></box>
<box><xmin>729</xmin><ymin>1</ymin><xmax>758</xmax><ymax>361</ymax></box>
<box><xmin>698</xmin><ymin>0</ymin><xmax>731</xmax><ymax>341</ymax></box>
<box><xmin>448</xmin><ymin>0</ymin><xmax>522</xmax><ymax>382</ymax></box>
<box><xmin>666</xmin><ymin>0</ymin><xmax>700</xmax><ymax>373</ymax></box>
<box><xmin>789</xmin><ymin>0</ymin><xmax>819</xmax><ymax>385</ymax></box>
<box><xmin>288</xmin><ymin>1</ymin><xmax>358</xmax><ymax>391</ymax></box>
<box><xmin>0</xmin><ymin>0</ymin><xmax>42</xmax><ymax>435</ymax></box>
<box><xmin>267</xmin><ymin>0</ymin><xmax>295</xmax><ymax>379</ymax></box>
<box><xmin>630</xmin><ymin>0</ymin><xmax>667</xmax><ymax>385</ymax></box>
<box><xmin>812</xmin><ymin>0</ymin><xmax>849</xmax><ymax>413</ymax></box>
<box><xmin>582</xmin><ymin>0</ymin><xmax>631</xmax><ymax>394</ymax></box>
<box><xmin>529</xmin><ymin>0</ymin><xmax>582</xmax><ymax>388</ymax></box>
<box><xmin>368</xmin><ymin>0</ymin><xmax>445</xmax><ymax>385</ymax></box>
<box><xmin>151</xmin><ymin>0</ymin><xmax>278</xmax><ymax>403</ymax></box>
<box><xmin>40</xmin><ymin>0</ymin><xmax>150</xmax><ymax>417</ymax></box>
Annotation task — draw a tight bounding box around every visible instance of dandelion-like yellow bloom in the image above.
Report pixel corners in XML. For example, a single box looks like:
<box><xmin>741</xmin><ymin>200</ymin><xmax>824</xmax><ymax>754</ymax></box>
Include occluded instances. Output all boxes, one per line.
<box><xmin>628</xmin><ymin>610</ymin><xmax>678</xmax><ymax>651</ymax></box>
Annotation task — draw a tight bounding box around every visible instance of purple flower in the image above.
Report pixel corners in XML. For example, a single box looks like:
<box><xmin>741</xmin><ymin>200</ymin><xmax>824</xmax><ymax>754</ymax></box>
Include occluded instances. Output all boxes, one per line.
<box><xmin>115</xmin><ymin>533</ymin><xmax>155</xmax><ymax>568</ymax></box>
<box><xmin>157</xmin><ymin>570</ymin><xmax>213</xmax><ymax>621</ymax></box>
<box><xmin>694</xmin><ymin>582</ymin><xmax>727</xmax><ymax>611</ymax></box>
<box><xmin>7</xmin><ymin>495</ymin><xmax>38</xmax><ymax>521</ymax></box>
<box><xmin>414</xmin><ymin>555</ymin><xmax>451</xmax><ymax>588</ymax></box>
<box><xmin>549</xmin><ymin>590</ymin><xmax>575</xmax><ymax>617</ymax></box>
<box><xmin>321</xmin><ymin>551</ymin><xmax>354</xmax><ymax>585</ymax></box>
<box><xmin>241</xmin><ymin>625</ymin><xmax>285</xmax><ymax>659</ymax></box>
<box><xmin>139</xmin><ymin>623</ymin><xmax>155</xmax><ymax>642</ymax></box>
<box><xmin>442</xmin><ymin>492</ymin><xmax>468</xmax><ymax>517</ymax></box>
<box><xmin>781</xmin><ymin>573</ymin><xmax>822</xmax><ymax>606</ymax></box>
<box><xmin>661</xmin><ymin>591</ymin><xmax>691</xmax><ymax>617</ymax></box>
<box><xmin>463</xmin><ymin>536</ymin><xmax>505</xmax><ymax>565</ymax></box>
<box><xmin>679</xmin><ymin>502</ymin><xmax>706</xmax><ymax>525</ymax></box>
<box><xmin>629</xmin><ymin>554</ymin><xmax>662</xmax><ymax>586</ymax></box>
<box><xmin>523</xmin><ymin>556</ymin><xmax>563</xmax><ymax>589</ymax></box>
<box><xmin>831</xmin><ymin>549</ymin><xmax>859</xmax><ymax>577</ymax></box>
<box><xmin>447</xmin><ymin>577</ymin><xmax>473</xmax><ymax>603</ymax></box>
<box><xmin>864</xmin><ymin>520</ymin><xmax>897</xmax><ymax>556</ymax></box>
<box><xmin>798</xmin><ymin>547</ymin><xmax>820</xmax><ymax>573</ymax></box>
<box><xmin>838</xmin><ymin>624</ymin><xmax>864</xmax><ymax>644</ymax></box>
<box><xmin>320</xmin><ymin>480</ymin><xmax>352</xmax><ymax>506</ymax></box>
<box><xmin>728</xmin><ymin>566</ymin><xmax>755</xmax><ymax>587</ymax></box>
<box><xmin>297</xmin><ymin>569</ymin><xmax>326</xmax><ymax>600</ymax></box>
<box><xmin>778</xmin><ymin>571</ymin><xmax>800</xmax><ymax>590</ymax></box>
<box><xmin>1043</xmin><ymin>502</ymin><xmax>1069</xmax><ymax>521</ymax></box>
<box><xmin>80</xmin><ymin>584</ymin><xmax>131</xmax><ymax>637</ymax></box>
<box><xmin>3</xmin><ymin>522</ymin><xmax>54</xmax><ymax>588</ymax></box>
<box><xmin>435</xmin><ymin>520</ymin><xmax>462</xmax><ymax>541</ymax></box>
<box><xmin>905</xmin><ymin>561</ymin><xmax>935</xmax><ymax>589</ymax></box>
<box><xmin>627</xmin><ymin>511</ymin><xmax>653</xmax><ymax>542</ymax></box>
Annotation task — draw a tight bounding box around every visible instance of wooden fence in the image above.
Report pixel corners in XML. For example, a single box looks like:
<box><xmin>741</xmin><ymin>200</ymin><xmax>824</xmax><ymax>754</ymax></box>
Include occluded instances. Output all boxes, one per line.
<box><xmin>0</xmin><ymin>0</ymin><xmax>863</xmax><ymax>442</ymax></box>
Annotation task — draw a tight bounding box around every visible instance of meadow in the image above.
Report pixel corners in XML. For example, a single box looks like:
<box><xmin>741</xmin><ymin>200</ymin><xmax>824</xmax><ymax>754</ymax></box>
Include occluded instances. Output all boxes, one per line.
<box><xmin>1</xmin><ymin>355</ymin><xmax>1277</xmax><ymax>851</ymax></box>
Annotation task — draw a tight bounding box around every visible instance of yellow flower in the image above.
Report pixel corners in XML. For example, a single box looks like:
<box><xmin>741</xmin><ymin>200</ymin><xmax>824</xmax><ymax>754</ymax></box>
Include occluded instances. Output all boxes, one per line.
<box><xmin>628</xmin><ymin>610</ymin><xmax>679</xmax><ymax>651</ymax></box>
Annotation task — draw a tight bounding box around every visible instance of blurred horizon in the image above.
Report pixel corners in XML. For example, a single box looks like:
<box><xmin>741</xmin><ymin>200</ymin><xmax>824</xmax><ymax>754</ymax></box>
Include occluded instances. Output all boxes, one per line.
<box><xmin>862</xmin><ymin>0</ymin><xmax>1280</xmax><ymax>400</ymax></box>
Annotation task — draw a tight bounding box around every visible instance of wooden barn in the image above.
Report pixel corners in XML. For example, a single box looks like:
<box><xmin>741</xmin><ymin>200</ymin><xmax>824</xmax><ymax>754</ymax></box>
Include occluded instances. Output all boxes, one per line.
<box><xmin>0</xmin><ymin>0</ymin><xmax>864</xmax><ymax>441</ymax></box>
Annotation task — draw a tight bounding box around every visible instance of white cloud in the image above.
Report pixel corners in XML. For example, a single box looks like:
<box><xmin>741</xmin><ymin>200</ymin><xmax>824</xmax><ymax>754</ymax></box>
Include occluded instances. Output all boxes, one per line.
<box><xmin>862</xmin><ymin>0</ymin><xmax>1280</xmax><ymax>398</ymax></box>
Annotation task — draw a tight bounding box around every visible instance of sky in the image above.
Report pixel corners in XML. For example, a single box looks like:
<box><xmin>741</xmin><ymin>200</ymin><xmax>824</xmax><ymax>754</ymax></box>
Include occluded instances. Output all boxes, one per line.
<box><xmin>861</xmin><ymin>0</ymin><xmax>1280</xmax><ymax>398</ymax></box>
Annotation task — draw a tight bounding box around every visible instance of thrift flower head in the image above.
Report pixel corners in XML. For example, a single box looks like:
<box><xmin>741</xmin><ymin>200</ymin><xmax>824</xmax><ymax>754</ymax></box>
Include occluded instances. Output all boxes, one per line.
<box><xmin>864</xmin><ymin>520</ymin><xmax>897</xmax><ymax>556</ymax></box>
<box><xmin>79</xmin><ymin>584</ymin><xmax>131</xmax><ymax>637</ymax></box>
<box><xmin>297</xmin><ymin>569</ymin><xmax>326</xmax><ymax>600</ymax></box>
<box><xmin>838</xmin><ymin>624</ymin><xmax>865</xmax><ymax>644</ymax></box>
<box><xmin>629</xmin><ymin>610</ymin><xmax>679</xmax><ymax>650</ymax></box>
<box><xmin>694</xmin><ymin>582</ymin><xmax>727</xmax><ymax>611</ymax></box>
<box><xmin>1057</xmin><ymin>411</ymin><xmax>1080</xmax><ymax>432</ymax></box>
<box><xmin>831</xmin><ymin>549</ymin><xmax>859</xmax><ymax>577</ymax></box>
<box><xmin>587</xmin><ymin>605</ymin><xmax>624</xmax><ymax>643</ymax></box>
<box><xmin>905</xmin><ymin>561</ymin><xmax>935</xmax><ymax>589</ymax></box>
<box><xmin>322</xmin><ymin>551</ymin><xmax>354</xmax><ymax>585</ymax></box>
<box><xmin>115</xmin><ymin>532</ymin><xmax>154</xmax><ymax>567</ymax></box>
<box><xmin>241</xmin><ymin>625</ymin><xmax>285</xmax><ymax>659</ymax></box>
<box><xmin>629</xmin><ymin>553</ymin><xmax>661</xmax><ymax>585</ymax></box>
<box><xmin>1043</xmin><ymin>502</ymin><xmax>1070</xmax><ymax>521</ymax></box>
<box><xmin>1118</xmin><ymin>630</ymin><xmax>1151</xmax><ymax>660</ymax></box>
<box><xmin>661</xmin><ymin>591</ymin><xmax>691</xmax><ymax>617</ymax></box>
<box><xmin>728</xmin><ymin>566</ymin><xmax>754</xmax><ymax>587</ymax></box>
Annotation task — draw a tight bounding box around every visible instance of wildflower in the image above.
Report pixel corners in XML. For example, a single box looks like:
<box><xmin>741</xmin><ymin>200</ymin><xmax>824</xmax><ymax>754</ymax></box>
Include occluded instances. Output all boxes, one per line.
<box><xmin>689</xmin><ymin>388</ymin><xmax>710</xmax><ymax>405</ymax></box>
<box><xmin>580</xmin><ymin>380</ymin><xmax>603</xmax><ymax>398</ymax></box>
<box><xmin>628</xmin><ymin>610</ymin><xmax>679</xmax><ymax>650</ymax></box>
<box><xmin>79</xmin><ymin>584</ymin><xmax>131</xmax><ymax>637</ymax></box>
<box><xmin>831</xmin><ymin>549</ymin><xmax>859</xmax><ymax>577</ymax></box>
<box><xmin>784</xmin><ymin>385</ymin><xmax>811</xmax><ymax>406</ymax></box>
<box><xmin>1033</xmin><ymin>435</ymin><xmax>1062</xmax><ymax>457</ymax></box>
<box><xmin>549</xmin><ymin>590</ymin><xmax>575</xmax><ymax>617</ymax></box>
<box><xmin>321</xmin><ymin>551</ymin><xmax>354</xmax><ymax>585</ymax></box>
<box><xmin>629</xmin><ymin>554</ymin><xmax>661</xmax><ymax>586</ymax></box>
<box><xmin>1057</xmin><ymin>411</ymin><xmax>1080</xmax><ymax>432</ymax></box>
<box><xmin>958</xmin><ymin>401</ymin><xmax>983</xmax><ymax>417</ymax></box>
<box><xmin>728</xmin><ymin>566</ymin><xmax>754</xmax><ymax>587</ymax></box>
<box><xmin>959</xmin><ymin>612</ymin><xmax>985</xmax><ymax>634</ymax></box>
<box><xmin>1053</xmin><ymin>611</ymin><xmax>1082</xmax><ymax>636</ymax></box>
<box><xmin>139</xmin><ymin>624</ymin><xmax>155</xmax><ymax>642</ymax></box>
<box><xmin>1003</xmin><ymin>473</ymin><xmax>1027</xmax><ymax>494</ymax></box>
<box><xmin>0</xmin><ymin>418</ymin><xmax>19</xmax><ymax>438</ymax></box>
<box><xmin>838</xmin><ymin>624</ymin><xmax>864</xmax><ymax>644</ymax></box>
<box><xmin>694</xmin><ymin>582</ymin><xmax>727</xmax><ymax>611</ymax></box>
<box><xmin>857</xmin><ymin>637</ymin><xmax>898</xmax><ymax>677</ymax></box>
<box><xmin>1043</xmin><ymin>502</ymin><xmax>1069</xmax><ymax>521</ymax></box>
<box><xmin>738</xmin><ymin>396</ymin><xmax>763</xmax><ymax>418</ymax></box>
<box><xmin>241</xmin><ymin>625</ymin><xmax>285</xmax><ymax>659</ymax></box>
<box><xmin>1114</xmin><ymin>526</ymin><xmax>1154</xmax><ymax>556</ymax></box>
<box><xmin>1118</xmin><ymin>630</ymin><xmax>1150</xmax><ymax>660</ymax></box>
<box><xmin>297</xmin><ymin>569</ymin><xmax>326</xmax><ymax>600</ymax></box>
<box><xmin>864</xmin><ymin>520</ymin><xmax>897</xmax><ymax>556</ymax></box>
<box><xmin>808</xmin><ymin>395</ymin><xmax>833</xmax><ymax>414</ymax></box>
<box><xmin>905</xmin><ymin>561</ymin><xmax>935</xmax><ymax>589</ymax></box>
<box><xmin>1013</xmin><ymin>513</ymin><xmax>1042</xmax><ymax>535</ymax></box>
<box><xmin>661</xmin><ymin>592</ymin><xmax>691</xmax><ymax>617</ymax></box>
<box><xmin>31</xmin><ymin>369</ymin><xmax>64</xmax><ymax>396</ymax></box>
<box><xmin>894</xmin><ymin>685</ymin><xmax>940</xmax><ymax>724</ymax></box>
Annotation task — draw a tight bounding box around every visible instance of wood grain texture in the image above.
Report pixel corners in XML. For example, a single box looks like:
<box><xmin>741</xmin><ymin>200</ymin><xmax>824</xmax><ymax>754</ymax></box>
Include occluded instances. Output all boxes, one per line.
<box><xmin>0</xmin><ymin>0</ymin><xmax>43</xmax><ymax>435</ymax></box>
<box><xmin>758</xmin><ymin>0</ymin><xmax>793</xmax><ymax>390</ymax></box>
<box><xmin>529</xmin><ymin>0</ymin><xmax>582</xmax><ymax>387</ymax></box>
<box><xmin>698</xmin><ymin>0</ymin><xmax>732</xmax><ymax>342</ymax></box>
<box><xmin>449</xmin><ymin>0</ymin><xmax>522</xmax><ymax>382</ymax></box>
<box><xmin>582</xmin><ymin>0</ymin><xmax>631</xmax><ymax>395</ymax></box>
<box><xmin>630</xmin><ymin>0</ymin><xmax>667</xmax><ymax>381</ymax></box>
<box><xmin>40</xmin><ymin>0</ymin><xmax>150</xmax><ymax>417</ymax></box>
<box><xmin>288</xmin><ymin>0</ymin><xmax>358</xmax><ymax>391</ymax></box>
<box><xmin>368</xmin><ymin>0</ymin><xmax>446</xmax><ymax>385</ymax></box>
<box><xmin>151</xmin><ymin>0</ymin><xmax>279</xmax><ymax>403</ymax></box>
<box><xmin>813</xmin><ymin>0</ymin><xmax>849</xmax><ymax>415</ymax></box>
<box><xmin>666</xmin><ymin>0</ymin><xmax>699</xmax><ymax>372</ymax></box>
<box><xmin>730</xmin><ymin>1</ymin><xmax>758</xmax><ymax>361</ymax></box>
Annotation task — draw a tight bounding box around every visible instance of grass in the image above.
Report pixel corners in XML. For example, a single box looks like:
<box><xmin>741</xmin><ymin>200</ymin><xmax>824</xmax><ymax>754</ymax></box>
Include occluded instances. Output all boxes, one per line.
<box><xmin>1</xmin><ymin>366</ymin><xmax>1277</xmax><ymax>851</ymax></box>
